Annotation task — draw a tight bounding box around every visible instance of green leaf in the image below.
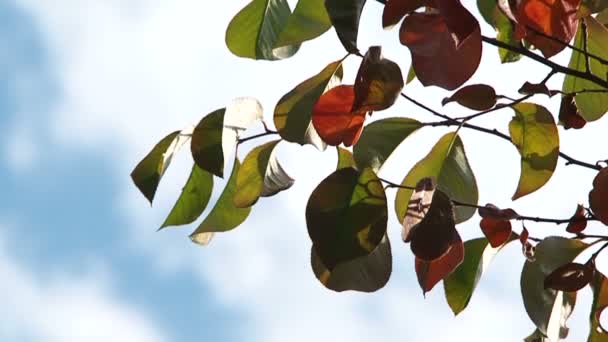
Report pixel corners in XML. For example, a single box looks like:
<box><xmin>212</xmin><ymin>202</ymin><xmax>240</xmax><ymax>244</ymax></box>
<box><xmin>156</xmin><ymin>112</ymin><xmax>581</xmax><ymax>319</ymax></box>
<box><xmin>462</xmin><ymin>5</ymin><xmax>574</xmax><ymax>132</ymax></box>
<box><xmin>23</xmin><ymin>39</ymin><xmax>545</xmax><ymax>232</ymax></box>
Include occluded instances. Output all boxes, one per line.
<box><xmin>521</xmin><ymin>237</ymin><xmax>588</xmax><ymax>341</ymax></box>
<box><xmin>444</xmin><ymin>236</ymin><xmax>514</xmax><ymax>315</ymax></box>
<box><xmin>477</xmin><ymin>0</ymin><xmax>521</xmax><ymax>63</ymax></box>
<box><xmin>406</xmin><ymin>64</ymin><xmax>416</xmax><ymax>84</ymax></box>
<box><xmin>234</xmin><ymin>140</ymin><xmax>294</xmax><ymax>208</ymax></box>
<box><xmin>563</xmin><ymin>17</ymin><xmax>608</xmax><ymax>121</ymax></box>
<box><xmin>274</xmin><ymin>0</ymin><xmax>332</xmax><ymax>48</ymax></box>
<box><xmin>337</xmin><ymin>147</ymin><xmax>355</xmax><ymax>170</ymax></box>
<box><xmin>160</xmin><ymin>164</ymin><xmax>214</xmax><ymax>229</ymax></box>
<box><xmin>306</xmin><ymin>167</ymin><xmax>387</xmax><ymax>270</ymax></box>
<box><xmin>588</xmin><ymin>271</ymin><xmax>608</xmax><ymax>341</ymax></box>
<box><xmin>191</xmin><ymin>98</ymin><xmax>263</xmax><ymax>178</ymax></box>
<box><xmin>190</xmin><ymin>159</ymin><xmax>252</xmax><ymax>244</ymax></box>
<box><xmin>353</xmin><ymin>118</ymin><xmax>421</xmax><ymax>172</ymax></box>
<box><xmin>131</xmin><ymin>130</ymin><xmax>184</xmax><ymax>204</ymax></box>
<box><xmin>324</xmin><ymin>0</ymin><xmax>366</xmax><ymax>53</ymax></box>
<box><xmin>225</xmin><ymin>0</ymin><xmax>300</xmax><ymax>60</ymax></box>
<box><xmin>582</xmin><ymin>0</ymin><xmax>608</xmax><ymax>13</ymax></box>
<box><xmin>509</xmin><ymin>103</ymin><xmax>559</xmax><ymax>200</ymax></box>
<box><xmin>274</xmin><ymin>60</ymin><xmax>343</xmax><ymax>150</ymax></box>
<box><xmin>395</xmin><ymin>132</ymin><xmax>478</xmax><ymax>224</ymax></box>
<box><xmin>311</xmin><ymin>234</ymin><xmax>391</xmax><ymax>292</ymax></box>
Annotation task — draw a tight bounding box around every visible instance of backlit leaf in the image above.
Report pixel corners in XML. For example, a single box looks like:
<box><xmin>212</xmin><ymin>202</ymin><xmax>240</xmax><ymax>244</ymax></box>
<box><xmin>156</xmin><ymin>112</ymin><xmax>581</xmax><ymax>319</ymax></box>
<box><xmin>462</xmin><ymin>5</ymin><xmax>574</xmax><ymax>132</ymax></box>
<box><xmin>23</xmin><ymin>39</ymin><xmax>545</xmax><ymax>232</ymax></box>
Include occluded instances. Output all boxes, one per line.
<box><xmin>382</xmin><ymin>0</ymin><xmax>430</xmax><ymax>28</ymax></box>
<box><xmin>441</xmin><ymin>84</ymin><xmax>497</xmax><ymax>110</ymax></box>
<box><xmin>234</xmin><ymin>140</ymin><xmax>294</xmax><ymax>208</ymax></box>
<box><xmin>566</xmin><ymin>204</ymin><xmax>588</xmax><ymax>233</ymax></box>
<box><xmin>559</xmin><ymin>95</ymin><xmax>587</xmax><ymax>129</ymax></box>
<box><xmin>477</xmin><ymin>0</ymin><xmax>522</xmax><ymax>63</ymax></box>
<box><xmin>588</xmin><ymin>271</ymin><xmax>608</xmax><ymax>341</ymax></box>
<box><xmin>190</xmin><ymin>159</ymin><xmax>252</xmax><ymax>244</ymax></box>
<box><xmin>508</xmin><ymin>103</ymin><xmax>559</xmax><ymax>200</ymax></box>
<box><xmin>521</xmin><ymin>236</ymin><xmax>588</xmax><ymax>340</ymax></box>
<box><xmin>306</xmin><ymin>167</ymin><xmax>387</xmax><ymax>270</ymax></box>
<box><xmin>312</xmin><ymin>85</ymin><xmax>368</xmax><ymax>146</ymax></box>
<box><xmin>274</xmin><ymin>59</ymin><xmax>344</xmax><ymax>150</ymax></box>
<box><xmin>311</xmin><ymin>234</ymin><xmax>392</xmax><ymax>292</ymax></box>
<box><xmin>274</xmin><ymin>0</ymin><xmax>332</xmax><ymax>48</ymax></box>
<box><xmin>324</xmin><ymin>0</ymin><xmax>366</xmax><ymax>53</ymax></box>
<box><xmin>444</xmin><ymin>235</ymin><xmax>515</xmax><ymax>315</ymax></box>
<box><xmin>395</xmin><ymin>132</ymin><xmax>478</xmax><ymax>224</ymax></box>
<box><xmin>563</xmin><ymin>17</ymin><xmax>608</xmax><ymax>121</ymax></box>
<box><xmin>402</xmin><ymin>177</ymin><xmax>435</xmax><ymax>243</ymax></box>
<box><xmin>582</xmin><ymin>0</ymin><xmax>608</xmax><ymax>13</ymax></box>
<box><xmin>337</xmin><ymin>147</ymin><xmax>356</xmax><ymax>170</ymax></box>
<box><xmin>544</xmin><ymin>262</ymin><xmax>593</xmax><ymax>292</ymax></box>
<box><xmin>353</xmin><ymin>46</ymin><xmax>404</xmax><ymax>112</ymax></box>
<box><xmin>480</xmin><ymin>218</ymin><xmax>512</xmax><ymax>248</ymax></box>
<box><xmin>478</xmin><ymin>203</ymin><xmax>520</xmax><ymax>220</ymax></box>
<box><xmin>160</xmin><ymin>164</ymin><xmax>214</xmax><ymax>229</ymax></box>
<box><xmin>589</xmin><ymin>168</ymin><xmax>608</xmax><ymax>225</ymax></box>
<box><xmin>518</xmin><ymin>82</ymin><xmax>552</xmax><ymax>97</ymax></box>
<box><xmin>226</xmin><ymin>0</ymin><xmax>300</xmax><ymax>60</ymax></box>
<box><xmin>415</xmin><ymin>229</ymin><xmax>464</xmax><ymax>295</ymax></box>
<box><xmin>353</xmin><ymin>117</ymin><xmax>422</xmax><ymax>172</ymax></box>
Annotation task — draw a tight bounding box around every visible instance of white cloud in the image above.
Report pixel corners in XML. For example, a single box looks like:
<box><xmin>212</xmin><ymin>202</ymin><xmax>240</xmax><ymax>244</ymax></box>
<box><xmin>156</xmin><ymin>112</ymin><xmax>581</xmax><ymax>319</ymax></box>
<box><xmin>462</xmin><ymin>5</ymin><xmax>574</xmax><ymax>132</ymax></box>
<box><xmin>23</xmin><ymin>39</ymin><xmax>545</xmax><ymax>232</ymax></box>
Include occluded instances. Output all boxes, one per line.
<box><xmin>10</xmin><ymin>0</ymin><xmax>608</xmax><ymax>341</ymax></box>
<box><xmin>0</xmin><ymin>228</ymin><xmax>168</xmax><ymax>342</ymax></box>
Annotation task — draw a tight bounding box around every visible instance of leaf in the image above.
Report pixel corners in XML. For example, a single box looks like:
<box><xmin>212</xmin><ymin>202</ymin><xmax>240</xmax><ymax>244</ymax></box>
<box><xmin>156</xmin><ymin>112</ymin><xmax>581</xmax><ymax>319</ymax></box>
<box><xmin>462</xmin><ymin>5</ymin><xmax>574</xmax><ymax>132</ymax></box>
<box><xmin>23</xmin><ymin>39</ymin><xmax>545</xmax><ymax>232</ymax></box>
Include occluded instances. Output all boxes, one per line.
<box><xmin>582</xmin><ymin>0</ymin><xmax>608</xmax><ymax>13</ymax></box>
<box><xmin>402</xmin><ymin>177</ymin><xmax>435</xmax><ymax>243</ymax></box>
<box><xmin>408</xmin><ymin>189</ymin><xmax>459</xmax><ymax>261</ymax></box>
<box><xmin>131</xmin><ymin>130</ymin><xmax>181</xmax><ymax>204</ymax></box>
<box><xmin>382</xmin><ymin>0</ymin><xmax>429</xmax><ymax>28</ymax></box>
<box><xmin>518</xmin><ymin>81</ymin><xmax>552</xmax><ymax>97</ymax></box>
<box><xmin>406</xmin><ymin>64</ymin><xmax>417</xmax><ymax>84</ymax></box>
<box><xmin>480</xmin><ymin>218</ymin><xmax>513</xmax><ymax>248</ymax></box>
<box><xmin>324</xmin><ymin>0</ymin><xmax>366</xmax><ymax>53</ymax></box>
<box><xmin>353</xmin><ymin>46</ymin><xmax>404</xmax><ymax>112</ymax></box>
<box><xmin>588</xmin><ymin>271</ymin><xmax>608</xmax><ymax>341</ymax></box>
<box><xmin>563</xmin><ymin>17</ymin><xmax>608</xmax><ymax>121</ymax></box>
<box><xmin>337</xmin><ymin>147</ymin><xmax>355</xmax><ymax>170</ymax></box>
<box><xmin>311</xmin><ymin>85</ymin><xmax>368</xmax><ymax>146</ymax></box>
<box><xmin>399</xmin><ymin>5</ymin><xmax>482</xmax><ymax>90</ymax></box>
<box><xmin>190</xmin><ymin>159</ymin><xmax>252</xmax><ymax>244</ymax></box>
<box><xmin>160</xmin><ymin>164</ymin><xmax>214</xmax><ymax>229</ymax></box>
<box><xmin>478</xmin><ymin>203</ymin><xmax>520</xmax><ymax>220</ymax></box>
<box><xmin>306</xmin><ymin>167</ymin><xmax>387</xmax><ymax>270</ymax></box>
<box><xmin>566</xmin><ymin>204</ymin><xmax>588</xmax><ymax>233</ymax></box>
<box><xmin>589</xmin><ymin>168</ymin><xmax>608</xmax><ymax>225</ymax></box>
<box><xmin>521</xmin><ymin>236</ymin><xmax>589</xmax><ymax>340</ymax></box>
<box><xmin>415</xmin><ymin>229</ymin><xmax>464</xmax><ymax>295</ymax></box>
<box><xmin>515</xmin><ymin>0</ymin><xmax>581</xmax><ymax>58</ymax></box>
<box><xmin>192</xmin><ymin>98</ymin><xmax>263</xmax><ymax>178</ymax></box>
<box><xmin>225</xmin><ymin>0</ymin><xmax>300</xmax><ymax>60</ymax></box>
<box><xmin>274</xmin><ymin>60</ymin><xmax>344</xmax><ymax>150</ymax></box>
<box><xmin>395</xmin><ymin>132</ymin><xmax>478</xmax><ymax>224</ymax></box>
<box><xmin>524</xmin><ymin>329</ymin><xmax>550</xmax><ymax>342</ymax></box>
<box><xmin>234</xmin><ymin>140</ymin><xmax>294</xmax><ymax>208</ymax></box>
<box><xmin>352</xmin><ymin>117</ymin><xmax>422</xmax><ymax>172</ymax></box>
<box><xmin>444</xmin><ymin>236</ymin><xmax>515</xmax><ymax>315</ymax></box>
<box><xmin>544</xmin><ymin>262</ymin><xmax>593</xmax><ymax>292</ymax></box>
<box><xmin>441</xmin><ymin>84</ymin><xmax>497</xmax><ymax>110</ymax></box>
<box><xmin>274</xmin><ymin>0</ymin><xmax>332</xmax><ymax>48</ymax></box>
<box><xmin>559</xmin><ymin>95</ymin><xmax>587</xmax><ymax>130</ymax></box>
<box><xmin>477</xmin><ymin>0</ymin><xmax>522</xmax><ymax>63</ymax></box>
<box><xmin>311</xmin><ymin>234</ymin><xmax>392</xmax><ymax>292</ymax></box>
<box><xmin>509</xmin><ymin>103</ymin><xmax>559</xmax><ymax>200</ymax></box>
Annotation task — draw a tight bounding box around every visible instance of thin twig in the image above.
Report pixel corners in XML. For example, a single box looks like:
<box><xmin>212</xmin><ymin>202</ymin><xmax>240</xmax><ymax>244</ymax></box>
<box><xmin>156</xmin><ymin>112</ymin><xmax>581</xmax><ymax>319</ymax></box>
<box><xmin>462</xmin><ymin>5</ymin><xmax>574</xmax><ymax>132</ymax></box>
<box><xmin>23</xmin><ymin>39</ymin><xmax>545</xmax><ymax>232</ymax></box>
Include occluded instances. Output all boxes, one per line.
<box><xmin>237</xmin><ymin>131</ymin><xmax>278</xmax><ymax>144</ymax></box>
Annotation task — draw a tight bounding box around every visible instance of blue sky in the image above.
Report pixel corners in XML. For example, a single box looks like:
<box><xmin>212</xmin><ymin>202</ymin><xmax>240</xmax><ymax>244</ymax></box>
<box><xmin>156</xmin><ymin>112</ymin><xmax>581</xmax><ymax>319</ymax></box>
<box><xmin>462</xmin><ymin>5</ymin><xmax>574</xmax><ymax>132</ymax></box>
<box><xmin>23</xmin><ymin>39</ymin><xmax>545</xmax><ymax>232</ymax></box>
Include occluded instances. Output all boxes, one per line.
<box><xmin>2</xmin><ymin>1</ymin><xmax>608</xmax><ymax>341</ymax></box>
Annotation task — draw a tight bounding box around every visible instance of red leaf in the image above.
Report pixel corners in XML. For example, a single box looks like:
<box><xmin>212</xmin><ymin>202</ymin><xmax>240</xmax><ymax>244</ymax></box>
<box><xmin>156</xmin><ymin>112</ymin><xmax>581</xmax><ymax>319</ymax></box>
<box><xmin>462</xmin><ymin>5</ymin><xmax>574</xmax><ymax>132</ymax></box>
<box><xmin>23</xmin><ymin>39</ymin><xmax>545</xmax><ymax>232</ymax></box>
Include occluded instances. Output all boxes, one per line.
<box><xmin>415</xmin><ymin>230</ymin><xmax>464</xmax><ymax>295</ymax></box>
<box><xmin>519</xmin><ymin>227</ymin><xmax>536</xmax><ymax>261</ymax></box>
<box><xmin>478</xmin><ymin>203</ymin><xmax>520</xmax><ymax>220</ymax></box>
<box><xmin>559</xmin><ymin>95</ymin><xmax>586</xmax><ymax>129</ymax></box>
<box><xmin>312</xmin><ymin>85</ymin><xmax>368</xmax><ymax>146</ymax></box>
<box><xmin>544</xmin><ymin>262</ymin><xmax>594</xmax><ymax>292</ymax></box>
<box><xmin>399</xmin><ymin>8</ymin><xmax>482</xmax><ymax>90</ymax></box>
<box><xmin>518</xmin><ymin>81</ymin><xmax>553</xmax><ymax>97</ymax></box>
<box><xmin>382</xmin><ymin>0</ymin><xmax>434</xmax><ymax>28</ymax></box>
<box><xmin>566</xmin><ymin>204</ymin><xmax>588</xmax><ymax>233</ymax></box>
<box><xmin>515</xmin><ymin>0</ymin><xmax>581</xmax><ymax>57</ymax></box>
<box><xmin>480</xmin><ymin>218</ymin><xmax>513</xmax><ymax>248</ymax></box>
<box><xmin>590</xmin><ymin>168</ymin><xmax>608</xmax><ymax>225</ymax></box>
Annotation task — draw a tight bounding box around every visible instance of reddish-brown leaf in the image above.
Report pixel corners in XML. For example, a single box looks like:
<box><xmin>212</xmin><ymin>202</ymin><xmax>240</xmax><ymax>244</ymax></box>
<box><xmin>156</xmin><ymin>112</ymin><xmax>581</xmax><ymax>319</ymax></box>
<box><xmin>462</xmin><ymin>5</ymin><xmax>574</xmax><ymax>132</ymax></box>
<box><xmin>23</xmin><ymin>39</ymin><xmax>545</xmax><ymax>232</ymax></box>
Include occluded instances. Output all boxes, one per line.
<box><xmin>559</xmin><ymin>95</ymin><xmax>587</xmax><ymax>129</ymax></box>
<box><xmin>480</xmin><ymin>217</ymin><xmax>513</xmax><ymax>248</ymax></box>
<box><xmin>442</xmin><ymin>84</ymin><xmax>497</xmax><ymax>110</ymax></box>
<box><xmin>518</xmin><ymin>81</ymin><xmax>553</xmax><ymax>97</ymax></box>
<box><xmin>566</xmin><ymin>204</ymin><xmax>588</xmax><ymax>233</ymax></box>
<box><xmin>382</xmin><ymin>0</ymin><xmax>434</xmax><ymax>28</ymax></box>
<box><xmin>544</xmin><ymin>262</ymin><xmax>594</xmax><ymax>292</ymax></box>
<box><xmin>399</xmin><ymin>9</ymin><xmax>482</xmax><ymax>90</ymax></box>
<box><xmin>520</xmin><ymin>227</ymin><xmax>536</xmax><ymax>261</ymax></box>
<box><xmin>353</xmin><ymin>46</ymin><xmax>404</xmax><ymax>112</ymax></box>
<box><xmin>478</xmin><ymin>203</ymin><xmax>520</xmax><ymax>220</ymax></box>
<box><xmin>312</xmin><ymin>85</ymin><xmax>368</xmax><ymax>146</ymax></box>
<box><xmin>590</xmin><ymin>168</ymin><xmax>608</xmax><ymax>225</ymax></box>
<box><xmin>515</xmin><ymin>0</ymin><xmax>582</xmax><ymax>57</ymax></box>
<box><xmin>402</xmin><ymin>177</ymin><xmax>435</xmax><ymax>242</ymax></box>
<box><xmin>415</xmin><ymin>229</ymin><xmax>464</xmax><ymax>295</ymax></box>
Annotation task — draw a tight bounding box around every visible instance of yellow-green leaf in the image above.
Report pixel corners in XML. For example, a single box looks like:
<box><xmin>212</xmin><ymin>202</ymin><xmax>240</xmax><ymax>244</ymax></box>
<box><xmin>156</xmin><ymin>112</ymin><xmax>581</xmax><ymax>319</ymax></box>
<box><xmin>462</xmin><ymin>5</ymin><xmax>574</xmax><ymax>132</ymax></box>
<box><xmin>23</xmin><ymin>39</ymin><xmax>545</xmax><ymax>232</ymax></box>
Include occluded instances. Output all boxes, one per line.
<box><xmin>274</xmin><ymin>0</ymin><xmax>332</xmax><ymax>48</ymax></box>
<box><xmin>337</xmin><ymin>147</ymin><xmax>355</xmax><ymax>170</ymax></box>
<box><xmin>588</xmin><ymin>271</ymin><xmax>608</xmax><ymax>341</ymax></box>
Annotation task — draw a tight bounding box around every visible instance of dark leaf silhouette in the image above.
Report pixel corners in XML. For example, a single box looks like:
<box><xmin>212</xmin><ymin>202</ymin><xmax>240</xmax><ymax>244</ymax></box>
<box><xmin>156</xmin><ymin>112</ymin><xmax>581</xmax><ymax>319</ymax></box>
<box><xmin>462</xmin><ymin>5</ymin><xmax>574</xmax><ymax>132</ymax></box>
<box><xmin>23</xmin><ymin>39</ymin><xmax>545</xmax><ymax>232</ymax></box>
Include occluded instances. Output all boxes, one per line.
<box><xmin>382</xmin><ymin>0</ymin><xmax>431</xmax><ymax>28</ymax></box>
<box><xmin>566</xmin><ymin>204</ymin><xmax>587</xmax><ymax>233</ymax></box>
<box><xmin>518</xmin><ymin>82</ymin><xmax>553</xmax><ymax>97</ymax></box>
<box><xmin>544</xmin><ymin>262</ymin><xmax>593</xmax><ymax>292</ymax></box>
<box><xmin>589</xmin><ymin>168</ymin><xmax>608</xmax><ymax>225</ymax></box>
<box><xmin>353</xmin><ymin>46</ymin><xmax>404</xmax><ymax>112</ymax></box>
<box><xmin>480</xmin><ymin>217</ymin><xmax>513</xmax><ymax>248</ymax></box>
<box><xmin>325</xmin><ymin>0</ymin><xmax>366</xmax><ymax>53</ymax></box>
<box><xmin>442</xmin><ymin>84</ymin><xmax>497</xmax><ymax>110</ymax></box>
<box><xmin>415</xmin><ymin>229</ymin><xmax>463</xmax><ymax>295</ymax></box>
<box><xmin>402</xmin><ymin>177</ymin><xmax>435</xmax><ymax>242</ymax></box>
<box><xmin>559</xmin><ymin>95</ymin><xmax>587</xmax><ymax>129</ymax></box>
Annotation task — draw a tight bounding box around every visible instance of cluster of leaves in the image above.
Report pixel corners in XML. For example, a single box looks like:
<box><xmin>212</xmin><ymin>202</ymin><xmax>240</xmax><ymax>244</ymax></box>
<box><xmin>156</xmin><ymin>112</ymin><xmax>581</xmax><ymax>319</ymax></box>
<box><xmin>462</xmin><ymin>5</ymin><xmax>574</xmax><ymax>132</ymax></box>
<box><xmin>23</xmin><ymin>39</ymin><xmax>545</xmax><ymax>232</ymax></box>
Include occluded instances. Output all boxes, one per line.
<box><xmin>132</xmin><ymin>0</ymin><xmax>608</xmax><ymax>340</ymax></box>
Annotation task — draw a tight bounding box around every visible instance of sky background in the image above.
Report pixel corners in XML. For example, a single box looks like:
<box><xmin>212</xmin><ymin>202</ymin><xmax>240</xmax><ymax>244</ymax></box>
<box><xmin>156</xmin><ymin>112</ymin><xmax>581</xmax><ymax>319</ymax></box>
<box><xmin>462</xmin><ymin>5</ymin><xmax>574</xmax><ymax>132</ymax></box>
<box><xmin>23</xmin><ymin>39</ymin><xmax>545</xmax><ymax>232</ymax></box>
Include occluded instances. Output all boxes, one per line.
<box><xmin>2</xmin><ymin>1</ymin><xmax>608</xmax><ymax>341</ymax></box>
